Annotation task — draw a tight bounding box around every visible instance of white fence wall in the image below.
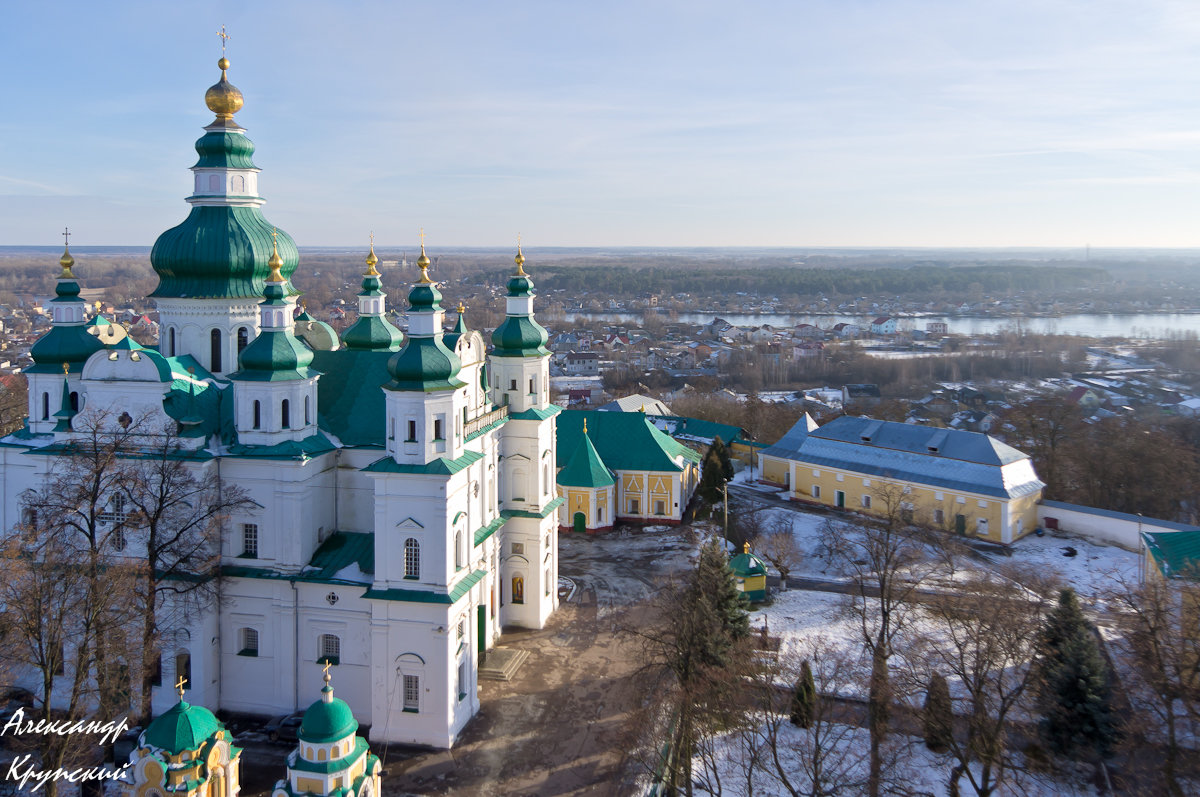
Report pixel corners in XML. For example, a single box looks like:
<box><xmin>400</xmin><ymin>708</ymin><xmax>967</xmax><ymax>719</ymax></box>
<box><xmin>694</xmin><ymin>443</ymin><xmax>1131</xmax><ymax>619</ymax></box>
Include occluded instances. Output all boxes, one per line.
<box><xmin>1037</xmin><ymin>501</ymin><xmax>1196</xmax><ymax>551</ymax></box>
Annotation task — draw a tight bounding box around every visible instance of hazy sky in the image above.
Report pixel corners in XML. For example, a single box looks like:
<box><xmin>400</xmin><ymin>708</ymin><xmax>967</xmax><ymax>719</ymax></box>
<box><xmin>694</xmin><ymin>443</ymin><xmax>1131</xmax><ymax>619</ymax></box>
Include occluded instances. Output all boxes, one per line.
<box><xmin>5</xmin><ymin>1</ymin><xmax>1200</xmax><ymax>248</ymax></box>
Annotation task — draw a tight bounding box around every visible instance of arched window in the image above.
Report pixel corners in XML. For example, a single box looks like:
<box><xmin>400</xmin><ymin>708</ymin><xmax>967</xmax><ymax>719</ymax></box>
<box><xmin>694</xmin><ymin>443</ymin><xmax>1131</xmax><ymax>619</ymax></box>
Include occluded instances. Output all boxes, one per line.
<box><xmin>41</xmin><ymin>392</ymin><xmax>49</xmax><ymax>420</ymax></box>
<box><xmin>70</xmin><ymin>392</ymin><xmax>79</xmax><ymax>412</ymax></box>
<box><xmin>304</xmin><ymin>395</ymin><xmax>310</xmax><ymax>425</ymax></box>
<box><xmin>318</xmin><ymin>634</ymin><xmax>340</xmax><ymax>665</ymax></box>
<box><xmin>543</xmin><ymin>464</ymin><xmax>550</xmax><ymax>495</ymax></box>
<box><xmin>404</xmin><ymin>538</ymin><xmax>420</xmax><ymax>579</ymax></box>
<box><xmin>237</xmin><ymin>327</ymin><xmax>249</xmax><ymax>355</ymax></box>
<box><xmin>281</xmin><ymin>399</ymin><xmax>290</xmax><ymax>429</ymax></box>
<box><xmin>210</xmin><ymin>329</ymin><xmax>222</xmax><ymax>372</ymax></box>
<box><xmin>455</xmin><ymin>530</ymin><xmax>464</xmax><ymax>570</ymax></box>
<box><xmin>168</xmin><ymin>327</ymin><xmax>176</xmax><ymax>356</ymax></box>
<box><xmin>252</xmin><ymin>400</ymin><xmax>261</xmax><ymax>429</ymax></box>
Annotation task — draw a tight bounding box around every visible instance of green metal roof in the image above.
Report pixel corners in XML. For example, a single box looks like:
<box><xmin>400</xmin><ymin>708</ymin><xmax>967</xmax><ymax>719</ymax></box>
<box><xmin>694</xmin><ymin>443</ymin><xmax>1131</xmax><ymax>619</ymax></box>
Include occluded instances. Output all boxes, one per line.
<box><xmin>286</xmin><ymin>737</ymin><xmax>370</xmax><ymax>774</ymax></box>
<box><xmin>501</xmin><ymin>497</ymin><xmax>564</xmax><ymax>520</ymax></box>
<box><xmin>508</xmin><ymin>405</ymin><xmax>562</xmax><ymax>422</ymax></box>
<box><xmin>385</xmin><ymin>336</ymin><xmax>465</xmax><ymax>392</ymax></box>
<box><xmin>729</xmin><ymin>549</ymin><xmax>768</xmax><ymax>577</ymax></box>
<box><xmin>557</xmin><ymin>431</ymin><xmax>615</xmax><ymax>488</ymax></box>
<box><xmin>305</xmin><ymin>532</ymin><xmax>375</xmax><ymax>582</ymax></box>
<box><xmin>556</xmin><ymin>410</ymin><xmax>701</xmax><ymax>474</ymax></box>
<box><xmin>142</xmin><ymin>700</ymin><xmax>223</xmax><ymax>755</ymax></box>
<box><xmin>226</xmin><ymin>432</ymin><xmax>337</xmax><ymax>460</ymax></box>
<box><xmin>363</xmin><ymin>448</ymin><xmax>483</xmax><ymax>475</ymax></box>
<box><xmin>311</xmin><ymin>349</ymin><xmax>390</xmax><ymax>447</ymax></box>
<box><xmin>1142</xmin><ymin>530</ymin><xmax>1200</xmax><ymax>580</ymax></box>
<box><xmin>150</xmin><ymin>206</ymin><xmax>298</xmax><ymax>299</ymax></box>
<box><xmin>362</xmin><ymin>568</ymin><xmax>486</xmax><ymax>604</ymax></box>
<box><xmin>474</xmin><ymin>515</ymin><xmax>506</xmax><ymax>546</ymax></box>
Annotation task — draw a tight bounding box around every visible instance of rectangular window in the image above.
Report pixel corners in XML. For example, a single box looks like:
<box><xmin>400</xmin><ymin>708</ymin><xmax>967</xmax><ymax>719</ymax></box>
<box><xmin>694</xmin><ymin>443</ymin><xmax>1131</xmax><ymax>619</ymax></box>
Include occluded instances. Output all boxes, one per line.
<box><xmin>812</xmin><ymin>485</ymin><xmax>820</xmax><ymax>499</ymax></box>
<box><xmin>241</xmin><ymin>523</ymin><xmax>258</xmax><ymax>558</ymax></box>
<box><xmin>407</xmin><ymin>420</ymin><xmax>417</xmax><ymax>441</ymax></box>
<box><xmin>836</xmin><ymin>473</ymin><xmax>844</xmax><ymax>482</ymax></box>
<box><xmin>862</xmin><ymin>495</ymin><xmax>872</xmax><ymax>509</ymax></box>
<box><xmin>956</xmin><ymin>496</ymin><xmax>966</xmax><ymax>505</ymax></box>
<box><xmin>978</xmin><ymin>500</ymin><xmax>988</xmax><ymax>508</ymax></box>
<box><xmin>434</xmin><ymin>418</ymin><xmax>444</xmax><ymax>440</ymax></box>
<box><xmin>403</xmin><ymin>675</ymin><xmax>420</xmax><ymax>712</ymax></box>
<box><xmin>862</xmin><ymin>479</ymin><xmax>871</xmax><ymax>487</ymax></box>
<box><xmin>934</xmin><ymin>491</ymin><xmax>944</xmax><ymax>501</ymax></box>
<box><xmin>654</xmin><ymin>500</ymin><xmax>665</xmax><ymax>515</ymax></box>
<box><xmin>934</xmin><ymin>509</ymin><xmax>945</xmax><ymax>525</ymax></box>
<box><xmin>529</xmin><ymin>378</ymin><xmax>535</xmax><ymax>394</ymax></box>
<box><xmin>511</xmin><ymin>542</ymin><xmax>524</xmax><ymax>555</ymax></box>
<box><xmin>457</xmin><ymin>658</ymin><xmax>468</xmax><ymax>701</ymax></box>
<box><xmin>239</xmin><ymin>628</ymin><xmax>259</xmax><ymax>657</ymax></box>
<box><xmin>545</xmin><ymin>567</ymin><xmax>551</xmax><ymax>595</ymax></box>
<box><xmin>319</xmin><ymin>634</ymin><xmax>340</xmax><ymax>666</ymax></box>
<box><xmin>510</xmin><ymin>379</ymin><xmax>517</xmax><ymax>391</ymax></box>
<box><xmin>629</xmin><ymin>498</ymin><xmax>640</xmax><ymax>514</ymax></box>
<box><xmin>812</xmin><ymin>469</ymin><xmax>820</xmax><ymax>477</ymax></box>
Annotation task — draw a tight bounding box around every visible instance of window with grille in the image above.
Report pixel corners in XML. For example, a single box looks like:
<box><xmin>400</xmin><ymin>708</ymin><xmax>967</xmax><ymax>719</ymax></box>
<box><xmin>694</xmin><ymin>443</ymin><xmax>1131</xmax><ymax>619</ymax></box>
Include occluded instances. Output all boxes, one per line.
<box><xmin>318</xmin><ymin>634</ymin><xmax>340</xmax><ymax>665</ymax></box>
<box><xmin>457</xmin><ymin>619</ymin><xmax>465</xmax><ymax>642</ymax></box>
<box><xmin>404</xmin><ymin>538</ymin><xmax>420</xmax><ymax>579</ymax></box>
<box><xmin>403</xmin><ymin>675</ymin><xmax>420</xmax><ymax>712</ymax></box>
<box><xmin>407</xmin><ymin>420</ymin><xmax>417</xmax><ymax>441</ymax></box>
<box><xmin>99</xmin><ymin>494</ymin><xmax>130</xmax><ymax>527</ymax></box>
<box><xmin>241</xmin><ymin>524</ymin><xmax>258</xmax><ymax>558</ymax></box>
<box><xmin>239</xmin><ymin>628</ymin><xmax>259</xmax><ymax>657</ymax></box>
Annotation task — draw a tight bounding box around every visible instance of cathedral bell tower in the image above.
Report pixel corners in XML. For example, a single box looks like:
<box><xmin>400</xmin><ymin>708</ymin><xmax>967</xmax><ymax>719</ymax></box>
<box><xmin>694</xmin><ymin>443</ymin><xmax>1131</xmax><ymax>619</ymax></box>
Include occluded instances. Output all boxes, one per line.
<box><xmin>150</xmin><ymin>54</ymin><xmax>299</xmax><ymax>376</ymax></box>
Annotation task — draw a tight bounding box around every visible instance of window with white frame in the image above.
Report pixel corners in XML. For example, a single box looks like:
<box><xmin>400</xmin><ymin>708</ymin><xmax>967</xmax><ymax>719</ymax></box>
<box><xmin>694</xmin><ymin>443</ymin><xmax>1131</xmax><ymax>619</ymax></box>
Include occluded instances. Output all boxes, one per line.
<box><xmin>241</xmin><ymin>523</ymin><xmax>258</xmax><ymax>558</ymax></box>
<box><xmin>318</xmin><ymin>634</ymin><xmax>340</xmax><ymax>665</ymax></box>
<box><xmin>862</xmin><ymin>494</ymin><xmax>872</xmax><ymax>509</ymax></box>
<box><xmin>404</xmin><ymin>538</ymin><xmax>420</xmax><ymax>579</ymax></box>
<box><xmin>455</xmin><ymin>530</ymin><xmax>464</xmax><ymax>570</ymax></box>
<box><xmin>403</xmin><ymin>674</ymin><xmax>420</xmax><ymax>712</ymax></box>
<box><xmin>812</xmin><ymin>485</ymin><xmax>821</xmax><ymax>499</ymax></box>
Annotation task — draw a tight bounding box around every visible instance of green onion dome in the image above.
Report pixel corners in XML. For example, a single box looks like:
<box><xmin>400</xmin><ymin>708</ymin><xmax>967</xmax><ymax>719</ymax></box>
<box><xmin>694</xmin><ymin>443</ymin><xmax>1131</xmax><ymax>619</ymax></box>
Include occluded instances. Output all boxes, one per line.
<box><xmin>151</xmin><ymin>208</ymin><xmax>299</xmax><ymax>300</ymax></box>
<box><xmin>342</xmin><ymin>315</ymin><xmax>403</xmax><ymax>351</ymax></box>
<box><xmin>30</xmin><ymin>247</ymin><xmax>105</xmax><ymax>373</ymax></box>
<box><xmin>142</xmin><ymin>700</ymin><xmax>222</xmax><ymax>756</ymax></box>
<box><xmin>385</xmin><ymin>337</ymin><xmax>465</xmax><ymax>391</ymax></box>
<box><xmin>507</xmin><ymin>273</ymin><xmax>534</xmax><ymax>297</ymax></box>
<box><xmin>193</xmin><ymin>129</ymin><xmax>257</xmax><ymax>170</ymax></box>
<box><xmin>491</xmin><ymin>314</ymin><xmax>549</xmax><ymax>358</ymax></box>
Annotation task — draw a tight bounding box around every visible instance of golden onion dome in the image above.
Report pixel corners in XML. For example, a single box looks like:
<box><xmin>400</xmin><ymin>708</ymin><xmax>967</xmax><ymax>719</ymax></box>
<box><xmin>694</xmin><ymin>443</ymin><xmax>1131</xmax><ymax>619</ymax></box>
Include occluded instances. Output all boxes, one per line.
<box><xmin>58</xmin><ymin>244</ymin><xmax>76</xmax><ymax>279</ymax></box>
<box><xmin>416</xmin><ymin>243</ymin><xmax>432</xmax><ymax>284</ymax></box>
<box><xmin>365</xmin><ymin>239</ymin><xmax>380</xmax><ymax>276</ymax></box>
<box><xmin>205</xmin><ymin>57</ymin><xmax>244</xmax><ymax>119</ymax></box>
<box><xmin>514</xmin><ymin>241</ymin><xmax>527</xmax><ymax>276</ymax></box>
<box><xmin>268</xmin><ymin>230</ymin><xmax>285</xmax><ymax>282</ymax></box>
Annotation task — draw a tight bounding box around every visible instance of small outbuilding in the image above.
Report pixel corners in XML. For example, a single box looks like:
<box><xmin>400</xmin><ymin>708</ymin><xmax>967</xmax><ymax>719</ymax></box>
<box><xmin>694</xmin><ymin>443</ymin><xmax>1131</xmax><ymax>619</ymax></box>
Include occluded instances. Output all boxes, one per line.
<box><xmin>729</xmin><ymin>543</ymin><xmax>769</xmax><ymax>603</ymax></box>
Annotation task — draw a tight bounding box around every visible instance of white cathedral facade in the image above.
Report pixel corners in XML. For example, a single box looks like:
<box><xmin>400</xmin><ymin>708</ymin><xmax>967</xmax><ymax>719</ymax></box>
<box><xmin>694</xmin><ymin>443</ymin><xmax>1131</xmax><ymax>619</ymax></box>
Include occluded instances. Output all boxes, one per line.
<box><xmin>0</xmin><ymin>57</ymin><xmax>561</xmax><ymax>749</ymax></box>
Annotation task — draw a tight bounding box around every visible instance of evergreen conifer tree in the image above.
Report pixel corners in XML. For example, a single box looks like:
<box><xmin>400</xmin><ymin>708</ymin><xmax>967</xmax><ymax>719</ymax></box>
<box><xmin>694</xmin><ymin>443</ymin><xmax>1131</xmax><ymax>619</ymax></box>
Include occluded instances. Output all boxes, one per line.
<box><xmin>695</xmin><ymin>538</ymin><xmax>750</xmax><ymax>648</ymax></box>
<box><xmin>712</xmin><ymin>436</ymin><xmax>735</xmax><ymax>481</ymax></box>
<box><xmin>922</xmin><ymin>672</ymin><xmax>953</xmax><ymax>753</ymax></box>
<box><xmin>1036</xmin><ymin>588</ymin><xmax>1118</xmax><ymax>760</ymax></box>
<box><xmin>790</xmin><ymin>659</ymin><xmax>816</xmax><ymax>728</ymax></box>
<box><xmin>699</xmin><ymin>447</ymin><xmax>726</xmax><ymax>504</ymax></box>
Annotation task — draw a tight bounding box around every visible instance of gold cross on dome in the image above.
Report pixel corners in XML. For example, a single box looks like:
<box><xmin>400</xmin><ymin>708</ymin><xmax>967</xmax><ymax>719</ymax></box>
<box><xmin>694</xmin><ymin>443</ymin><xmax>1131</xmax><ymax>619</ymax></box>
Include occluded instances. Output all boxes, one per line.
<box><xmin>322</xmin><ymin>660</ymin><xmax>333</xmax><ymax>681</ymax></box>
<box><xmin>62</xmin><ymin>227</ymin><xmax>70</xmax><ymax>247</ymax></box>
<box><xmin>271</xmin><ymin>227</ymin><xmax>279</xmax><ymax>245</ymax></box>
<box><xmin>217</xmin><ymin>25</ymin><xmax>231</xmax><ymax>55</ymax></box>
<box><xmin>175</xmin><ymin>675</ymin><xmax>188</xmax><ymax>699</ymax></box>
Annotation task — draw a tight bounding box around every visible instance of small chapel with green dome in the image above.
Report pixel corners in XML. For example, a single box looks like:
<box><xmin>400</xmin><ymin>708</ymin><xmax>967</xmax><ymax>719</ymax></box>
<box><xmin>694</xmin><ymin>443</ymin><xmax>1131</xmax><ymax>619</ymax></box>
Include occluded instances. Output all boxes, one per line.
<box><xmin>0</xmin><ymin>52</ymin><xmax>561</xmax><ymax>750</ymax></box>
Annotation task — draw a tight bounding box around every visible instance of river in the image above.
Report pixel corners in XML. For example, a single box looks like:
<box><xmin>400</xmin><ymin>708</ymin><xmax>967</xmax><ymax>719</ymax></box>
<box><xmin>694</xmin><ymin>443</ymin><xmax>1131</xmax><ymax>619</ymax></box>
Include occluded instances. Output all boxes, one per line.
<box><xmin>556</xmin><ymin>311</ymin><xmax>1200</xmax><ymax>340</ymax></box>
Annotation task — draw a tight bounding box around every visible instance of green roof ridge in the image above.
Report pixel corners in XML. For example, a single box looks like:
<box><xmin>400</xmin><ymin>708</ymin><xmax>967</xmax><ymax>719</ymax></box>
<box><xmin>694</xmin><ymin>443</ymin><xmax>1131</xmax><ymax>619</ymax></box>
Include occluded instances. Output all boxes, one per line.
<box><xmin>557</xmin><ymin>429</ymin><xmax>615</xmax><ymax>488</ymax></box>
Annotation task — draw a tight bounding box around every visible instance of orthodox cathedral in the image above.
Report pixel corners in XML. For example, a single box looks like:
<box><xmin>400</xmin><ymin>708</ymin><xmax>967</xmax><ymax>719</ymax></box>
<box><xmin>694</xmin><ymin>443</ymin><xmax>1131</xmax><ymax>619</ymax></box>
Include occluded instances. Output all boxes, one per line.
<box><xmin>0</xmin><ymin>55</ymin><xmax>561</xmax><ymax>749</ymax></box>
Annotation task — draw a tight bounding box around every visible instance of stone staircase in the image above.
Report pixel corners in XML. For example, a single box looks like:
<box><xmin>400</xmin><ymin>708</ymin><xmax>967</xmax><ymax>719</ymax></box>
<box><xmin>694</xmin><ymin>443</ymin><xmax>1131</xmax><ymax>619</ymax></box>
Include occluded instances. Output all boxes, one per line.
<box><xmin>478</xmin><ymin>648</ymin><xmax>529</xmax><ymax>681</ymax></box>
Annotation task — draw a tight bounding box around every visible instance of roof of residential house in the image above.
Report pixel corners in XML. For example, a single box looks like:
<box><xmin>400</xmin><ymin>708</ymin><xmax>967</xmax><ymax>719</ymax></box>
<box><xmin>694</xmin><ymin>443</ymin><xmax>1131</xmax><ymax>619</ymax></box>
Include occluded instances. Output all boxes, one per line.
<box><xmin>598</xmin><ymin>394</ymin><xmax>671</xmax><ymax>415</ymax></box>
<box><xmin>557</xmin><ymin>410</ymin><xmax>701</xmax><ymax>474</ymax></box>
<box><xmin>762</xmin><ymin>414</ymin><xmax>1043</xmax><ymax>499</ymax></box>
<box><xmin>1142</xmin><ymin>529</ymin><xmax>1200</xmax><ymax>580</ymax></box>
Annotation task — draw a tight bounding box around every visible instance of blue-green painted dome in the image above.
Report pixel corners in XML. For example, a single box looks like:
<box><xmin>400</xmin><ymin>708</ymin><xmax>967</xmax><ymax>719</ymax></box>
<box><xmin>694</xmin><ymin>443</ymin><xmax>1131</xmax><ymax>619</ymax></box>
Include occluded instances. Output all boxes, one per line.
<box><xmin>234</xmin><ymin>328</ymin><xmax>315</xmax><ymax>381</ymax></box>
<box><xmin>300</xmin><ymin>687</ymin><xmax>358</xmax><ymax>744</ymax></box>
<box><xmin>491</xmin><ymin>315</ymin><xmax>549</xmax><ymax>358</ymax></box>
<box><xmin>507</xmin><ymin>274</ymin><xmax>534</xmax><ymax>296</ymax></box>
<box><xmin>408</xmin><ymin>282</ymin><xmax>442</xmax><ymax>312</ymax></box>
<box><xmin>29</xmin><ymin>325</ymin><xmax>105</xmax><ymax>374</ymax></box>
<box><xmin>142</xmin><ymin>700</ymin><xmax>222</xmax><ymax>755</ymax></box>
<box><xmin>386</xmin><ymin>337</ymin><xmax>465</xmax><ymax>392</ymax></box>
<box><xmin>342</xmin><ymin>315</ymin><xmax>403</xmax><ymax>351</ymax></box>
<box><xmin>151</xmin><ymin>206</ymin><xmax>299</xmax><ymax>300</ymax></box>
<box><xmin>193</xmin><ymin>130</ymin><xmax>257</xmax><ymax>170</ymax></box>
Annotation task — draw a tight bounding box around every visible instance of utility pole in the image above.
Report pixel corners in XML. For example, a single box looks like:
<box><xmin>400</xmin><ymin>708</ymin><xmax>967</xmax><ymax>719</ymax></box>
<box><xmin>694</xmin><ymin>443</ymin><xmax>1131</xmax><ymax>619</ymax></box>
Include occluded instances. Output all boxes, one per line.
<box><xmin>722</xmin><ymin>478</ymin><xmax>729</xmax><ymax>546</ymax></box>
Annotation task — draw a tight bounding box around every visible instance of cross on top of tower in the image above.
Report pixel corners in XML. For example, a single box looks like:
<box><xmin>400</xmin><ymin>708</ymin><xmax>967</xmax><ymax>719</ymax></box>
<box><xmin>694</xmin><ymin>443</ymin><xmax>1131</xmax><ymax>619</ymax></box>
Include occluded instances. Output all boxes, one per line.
<box><xmin>176</xmin><ymin>675</ymin><xmax>188</xmax><ymax>700</ymax></box>
<box><xmin>217</xmin><ymin>25</ymin><xmax>231</xmax><ymax>55</ymax></box>
<box><xmin>62</xmin><ymin>227</ymin><xmax>70</xmax><ymax>247</ymax></box>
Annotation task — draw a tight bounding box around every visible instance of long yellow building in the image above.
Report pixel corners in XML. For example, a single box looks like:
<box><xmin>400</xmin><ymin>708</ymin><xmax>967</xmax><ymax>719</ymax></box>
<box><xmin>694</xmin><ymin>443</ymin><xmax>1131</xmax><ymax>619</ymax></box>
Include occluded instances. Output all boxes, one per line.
<box><xmin>760</xmin><ymin>414</ymin><xmax>1044</xmax><ymax>544</ymax></box>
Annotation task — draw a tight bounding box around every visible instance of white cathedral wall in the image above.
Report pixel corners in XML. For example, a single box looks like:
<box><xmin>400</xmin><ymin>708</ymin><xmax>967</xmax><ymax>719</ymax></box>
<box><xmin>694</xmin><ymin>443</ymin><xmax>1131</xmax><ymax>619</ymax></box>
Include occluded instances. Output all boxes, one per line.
<box><xmin>220</xmin><ymin>455</ymin><xmax>337</xmax><ymax>572</ymax></box>
<box><xmin>155</xmin><ymin>298</ymin><xmax>263</xmax><ymax>375</ymax></box>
